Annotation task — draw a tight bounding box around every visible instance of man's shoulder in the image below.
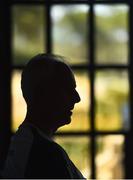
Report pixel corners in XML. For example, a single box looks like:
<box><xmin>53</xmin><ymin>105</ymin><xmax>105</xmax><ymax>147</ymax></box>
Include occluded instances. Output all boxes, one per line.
<box><xmin>14</xmin><ymin>123</ymin><xmax>68</xmax><ymax>164</ymax></box>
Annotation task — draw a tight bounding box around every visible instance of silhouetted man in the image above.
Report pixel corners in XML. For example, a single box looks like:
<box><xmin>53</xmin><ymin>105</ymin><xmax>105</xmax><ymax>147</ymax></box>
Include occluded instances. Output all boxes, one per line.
<box><xmin>3</xmin><ymin>54</ymin><xmax>85</xmax><ymax>179</ymax></box>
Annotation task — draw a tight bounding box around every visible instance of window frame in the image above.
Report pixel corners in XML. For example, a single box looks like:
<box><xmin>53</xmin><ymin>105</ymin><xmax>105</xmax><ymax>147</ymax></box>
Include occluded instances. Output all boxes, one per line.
<box><xmin>0</xmin><ymin>0</ymin><xmax>133</xmax><ymax>178</ymax></box>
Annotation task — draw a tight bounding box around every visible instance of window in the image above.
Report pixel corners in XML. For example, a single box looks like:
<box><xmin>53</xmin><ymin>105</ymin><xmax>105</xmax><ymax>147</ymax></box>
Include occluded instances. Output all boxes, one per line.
<box><xmin>0</xmin><ymin>0</ymin><xmax>133</xmax><ymax>179</ymax></box>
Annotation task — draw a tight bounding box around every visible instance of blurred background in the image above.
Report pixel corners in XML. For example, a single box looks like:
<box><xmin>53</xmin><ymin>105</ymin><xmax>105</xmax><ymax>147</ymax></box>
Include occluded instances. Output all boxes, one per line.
<box><xmin>0</xmin><ymin>0</ymin><xmax>133</xmax><ymax>179</ymax></box>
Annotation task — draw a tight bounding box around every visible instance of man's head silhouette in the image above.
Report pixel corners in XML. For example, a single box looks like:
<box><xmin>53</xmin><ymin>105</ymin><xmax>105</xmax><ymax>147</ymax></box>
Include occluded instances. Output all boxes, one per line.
<box><xmin>21</xmin><ymin>53</ymin><xmax>80</xmax><ymax>134</ymax></box>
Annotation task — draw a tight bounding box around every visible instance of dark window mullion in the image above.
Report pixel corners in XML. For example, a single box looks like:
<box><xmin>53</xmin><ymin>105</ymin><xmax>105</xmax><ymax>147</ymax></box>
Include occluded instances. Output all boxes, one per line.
<box><xmin>46</xmin><ymin>2</ymin><xmax>52</xmax><ymax>54</ymax></box>
<box><xmin>128</xmin><ymin>2</ymin><xmax>133</xmax><ymax>134</ymax></box>
<box><xmin>0</xmin><ymin>1</ymin><xmax>12</xmax><ymax>170</ymax></box>
<box><xmin>93</xmin><ymin>0</ymin><xmax>130</xmax><ymax>5</ymax></box>
<box><xmin>125</xmin><ymin>2</ymin><xmax>133</xmax><ymax>179</ymax></box>
<box><xmin>55</xmin><ymin>131</ymin><xmax>128</xmax><ymax>136</ymax></box>
<box><xmin>89</xmin><ymin>3</ymin><xmax>96</xmax><ymax>179</ymax></box>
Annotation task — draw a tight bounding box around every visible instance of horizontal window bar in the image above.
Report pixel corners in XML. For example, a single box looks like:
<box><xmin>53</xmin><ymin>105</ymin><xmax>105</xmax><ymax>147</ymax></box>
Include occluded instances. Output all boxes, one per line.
<box><xmin>11</xmin><ymin>0</ymin><xmax>130</xmax><ymax>5</ymax></box>
<box><xmin>12</xmin><ymin>64</ymin><xmax>129</xmax><ymax>70</ymax></box>
<box><xmin>55</xmin><ymin>130</ymin><xmax>129</xmax><ymax>136</ymax></box>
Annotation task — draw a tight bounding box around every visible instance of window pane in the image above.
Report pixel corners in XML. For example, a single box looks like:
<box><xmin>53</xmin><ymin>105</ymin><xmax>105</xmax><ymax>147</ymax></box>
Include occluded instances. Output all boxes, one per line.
<box><xmin>52</xmin><ymin>5</ymin><xmax>89</xmax><ymax>65</ymax></box>
<box><xmin>12</xmin><ymin>6</ymin><xmax>45</xmax><ymax>65</ymax></box>
<box><xmin>95</xmin><ymin>70</ymin><xmax>129</xmax><ymax>131</ymax></box>
<box><xmin>95</xmin><ymin>5</ymin><xmax>129</xmax><ymax>64</ymax></box>
<box><xmin>12</xmin><ymin>70</ymin><xmax>26</xmax><ymax>131</ymax></box>
<box><xmin>58</xmin><ymin>70</ymin><xmax>90</xmax><ymax>132</ymax></box>
<box><xmin>54</xmin><ymin>136</ymin><xmax>90</xmax><ymax>178</ymax></box>
<box><xmin>96</xmin><ymin>135</ymin><xmax>125</xmax><ymax>179</ymax></box>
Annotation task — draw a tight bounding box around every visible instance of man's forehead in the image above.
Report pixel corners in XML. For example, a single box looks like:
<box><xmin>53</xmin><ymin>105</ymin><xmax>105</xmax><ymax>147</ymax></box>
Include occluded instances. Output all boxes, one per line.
<box><xmin>70</xmin><ymin>72</ymin><xmax>76</xmax><ymax>87</ymax></box>
<box><xmin>52</xmin><ymin>65</ymin><xmax>76</xmax><ymax>89</ymax></box>
<box><xmin>37</xmin><ymin>59</ymin><xmax>76</xmax><ymax>88</ymax></box>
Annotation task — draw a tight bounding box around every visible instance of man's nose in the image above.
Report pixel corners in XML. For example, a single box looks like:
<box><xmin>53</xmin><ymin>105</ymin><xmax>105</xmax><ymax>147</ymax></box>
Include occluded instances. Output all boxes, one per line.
<box><xmin>74</xmin><ymin>90</ymin><xmax>81</xmax><ymax>103</ymax></box>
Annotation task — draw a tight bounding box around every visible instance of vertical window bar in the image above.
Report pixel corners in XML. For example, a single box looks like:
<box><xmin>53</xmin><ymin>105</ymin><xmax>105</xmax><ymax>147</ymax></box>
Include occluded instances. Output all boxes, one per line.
<box><xmin>89</xmin><ymin>3</ymin><xmax>96</xmax><ymax>179</ymax></box>
<box><xmin>129</xmin><ymin>2</ymin><xmax>133</xmax><ymax>133</ymax></box>
<box><xmin>125</xmin><ymin>2</ymin><xmax>133</xmax><ymax>178</ymax></box>
<box><xmin>46</xmin><ymin>2</ymin><xmax>52</xmax><ymax>54</ymax></box>
<box><xmin>0</xmin><ymin>0</ymin><xmax>12</xmax><ymax>170</ymax></box>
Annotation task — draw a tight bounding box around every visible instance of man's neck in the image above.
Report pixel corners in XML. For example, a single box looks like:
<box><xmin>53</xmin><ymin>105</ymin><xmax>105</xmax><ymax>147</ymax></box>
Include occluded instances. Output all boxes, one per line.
<box><xmin>23</xmin><ymin>113</ymin><xmax>55</xmax><ymax>138</ymax></box>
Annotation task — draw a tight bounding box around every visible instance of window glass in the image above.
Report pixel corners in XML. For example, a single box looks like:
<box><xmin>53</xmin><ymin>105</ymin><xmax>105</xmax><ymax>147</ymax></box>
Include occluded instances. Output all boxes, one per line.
<box><xmin>12</xmin><ymin>5</ymin><xmax>45</xmax><ymax>65</ymax></box>
<box><xmin>52</xmin><ymin>5</ymin><xmax>89</xmax><ymax>65</ymax></box>
<box><xmin>12</xmin><ymin>70</ymin><xmax>26</xmax><ymax>131</ymax></box>
<box><xmin>95</xmin><ymin>70</ymin><xmax>129</xmax><ymax>131</ymax></box>
<box><xmin>95</xmin><ymin>5</ymin><xmax>129</xmax><ymax>64</ymax></box>
<box><xmin>58</xmin><ymin>70</ymin><xmax>90</xmax><ymax>132</ymax></box>
<box><xmin>96</xmin><ymin>135</ymin><xmax>125</xmax><ymax>179</ymax></box>
<box><xmin>54</xmin><ymin>136</ymin><xmax>90</xmax><ymax>178</ymax></box>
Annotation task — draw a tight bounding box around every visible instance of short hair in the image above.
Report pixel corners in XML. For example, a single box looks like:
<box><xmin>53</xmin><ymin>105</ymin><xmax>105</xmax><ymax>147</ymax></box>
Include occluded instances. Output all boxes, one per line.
<box><xmin>21</xmin><ymin>53</ymin><xmax>72</xmax><ymax>104</ymax></box>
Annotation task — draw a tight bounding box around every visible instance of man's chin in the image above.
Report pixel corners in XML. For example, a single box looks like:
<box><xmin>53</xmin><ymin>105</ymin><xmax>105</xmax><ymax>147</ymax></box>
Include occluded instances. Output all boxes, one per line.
<box><xmin>52</xmin><ymin>115</ymin><xmax>72</xmax><ymax>132</ymax></box>
<box><xmin>60</xmin><ymin>116</ymin><xmax>72</xmax><ymax>126</ymax></box>
<box><xmin>65</xmin><ymin>118</ymin><xmax>71</xmax><ymax>124</ymax></box>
